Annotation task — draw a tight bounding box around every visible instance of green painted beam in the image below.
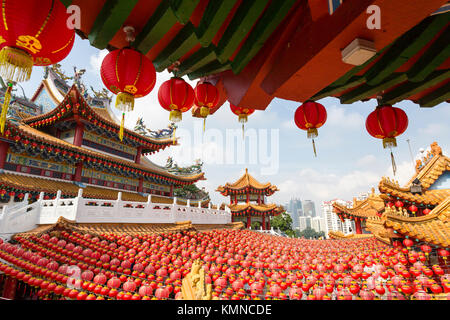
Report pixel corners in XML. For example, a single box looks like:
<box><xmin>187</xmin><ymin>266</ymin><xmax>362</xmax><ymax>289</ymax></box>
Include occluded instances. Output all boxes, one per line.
<box><xmin>381</xmin><ymin>70</ymin><xmax>450</xmax><ymax>105</ymax></box>
<box><xmin>88</xmin><ymin>0</ymin><xmax>139</xmax><ymax>50</ymax></box>
<box><xmin>153</xmin><ymin>23</ymin><xmax>199</xmax><ymax>72</ymax></box>
<box><xmin>134</xmin><ymin>1</ymin><xmax>178</xmax><ymax>55</ymax></box>
<box><xmin>177</xmin><ymin>45</ymin><xmax>218</xmax><ymax>77</ymax></box>
<box><xmin>311</xmin><ymin>76</ymin><xmax>366</xmax><ymax>101</ymax></box>
<box><xmin>365</xmin><ymin>14</ymin><xmax>449</xmax><ymax>86</ymax></box>
<box><xmin>60</xmin><ymin>0</ymin><xmax>72</xmax><ymax>8</ymax></box>
<box><xmin>195</xmin><ymin>0</ymin><xmax>239</xmax><ymax>46</ymax></box>
<box><xmin>169</xmin><ymin>0</ymin><xmax>201</xmax><ymax>24</ymax></box>
<box><xmin>231</xmin><ymin>0</ymin><xmax>296</xmax><ymax>74</ymax></box>
<box><xmin>215</xmin><ymin>0</ymin><xmax>270</xmax><ymax>64</ymax></box>
<box><xmin>330</xmin><ymin>45</ymin><xmax>390</xmax><ymax>88</ymax></box>
<box><xmin>187</xmin><ymin>60</ymin><xmax>231</xmax><ymax>80</ymax></box>
<box><xmin>340</xmin><ymin>73</ymin><xmax>407</xmax><ymax>104</ymax></box>
<box><xmin>407</xmin><ymin>25</ymin><xmax>450</xmax><ymax>82</ymax></box>
<box><xmin>418</xmin><ymin>81</ymin><xmax>450</xmax><ymax>108</ymax></box>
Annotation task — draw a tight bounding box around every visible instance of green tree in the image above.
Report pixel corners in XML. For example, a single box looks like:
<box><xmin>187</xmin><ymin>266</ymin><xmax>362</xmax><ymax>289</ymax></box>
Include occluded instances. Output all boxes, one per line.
<box><xmin>251</xmin><ymin>220</ymin><xmax>261</xmax><ymax>230</ymax></box>
<box><xmin>295</xmin><ymin>227</ymin><xmax>325</xmax><ymax>239</ymax></box>
<box><xmin>271</xmin><ymin>212</ymin><xmax>296</xmax><ymax>237</ymax></box>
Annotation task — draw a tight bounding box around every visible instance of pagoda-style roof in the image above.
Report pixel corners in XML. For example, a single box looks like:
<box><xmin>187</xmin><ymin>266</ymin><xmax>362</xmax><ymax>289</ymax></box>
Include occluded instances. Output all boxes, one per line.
<box><xmin>3</xmin><ymin>120</ymin><xmax>204</xmax><ymax>186</ymax></box>
<box><xmin>332</xmin><ymin>188</ymin><xmax>385</xmax><ymax>220</ymax></box>
<box><xmin>377</xmin><ymin>142</ymin><xmax>449</xmax><ymax>205</ymax></box>
<box><xmin>328</xmin><ymin>231</ymin><xmax>374</xmax><ymax>241</ymax></box>
<box><xmin>68</xmin><ymin>1</ymin><xmax>447</xmax><ymax>112</ymax></box>
<box><xmin>217</xmin><ymin>168</ymin><xmax>278</xmax><ymax>196</ymax></box>
<box><xmin>384</xmin><ymin>197</ymin><xmax>450</xmax><ymax>248</ymax></box>
<box><xmin>228</xmin><ymin>203</ymin><xmax>284</xmax><ymax>217</ymax></box>
<box><xmin>365</xmin><ymin>216</ymin><xmax>396</xmax><ymax>245</ymax></box>
<box><xmin>23</xmin><ymin>85</ymin><xmax>177</xmax><ymax>154</ymax></box>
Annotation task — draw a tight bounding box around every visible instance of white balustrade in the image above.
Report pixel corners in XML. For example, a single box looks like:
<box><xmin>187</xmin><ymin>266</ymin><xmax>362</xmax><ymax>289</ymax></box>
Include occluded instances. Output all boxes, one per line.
<box><xmin>0</xmin><ymin>189</ymin><xmax>231</xmax><ymax>240</ymax></box>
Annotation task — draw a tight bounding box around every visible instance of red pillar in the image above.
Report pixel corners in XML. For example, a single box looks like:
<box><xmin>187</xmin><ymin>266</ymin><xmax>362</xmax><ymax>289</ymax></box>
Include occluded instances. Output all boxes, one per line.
<box><xmin>247</xmin><ymin>215</ymin><xmax>251</xmax><ymax>229</ymax></box>
<box><xmin>246</xmin><ymin>192</ymin><xmax>249</xmax><ymax>204</ymax></box>
<box><xmin>73</xmin><ymin>122</ymin><xmax>84</xmax><ymax>147</ymax></box>
<box><xmin>74</xmin><ymin>162</ymin><xmax>83</xmax><ymax>182</ymax></box>
<box><xmin>0</xmin><ymin>140</ymin><xmax>9</xmax><ymax>169</ymax></box>
<box><xmin>355</xmin><ymin>219</ymin><xmax>362</xmax><ymax>234</ymax></box>
<box><xmin>135</xmin><ymin>146</ymin><xmax>143</xmax><ymax>164</ymax></box>
<box><xmin>138</xmin><ymin>177</ymin><xmax>143</xmax><ymax>193</ymax></box>
<box><xmin>169</xmin><ymin>184</ymin><xmax>173</xmax><ymax>197</ymax></box>
<box><xmin>2</xmin><ymin>277</ymin><xmax>17</xmax><ymax>299</ymax></box>
<box><xmin>262</xmin><ymin>215</ymin><xmax>266</xmax><ymax>230</ymax></box>
<box><xmin>267</xmin><ymin>217</ymin><xmax>271</xmax><ymax>230</ymax></box>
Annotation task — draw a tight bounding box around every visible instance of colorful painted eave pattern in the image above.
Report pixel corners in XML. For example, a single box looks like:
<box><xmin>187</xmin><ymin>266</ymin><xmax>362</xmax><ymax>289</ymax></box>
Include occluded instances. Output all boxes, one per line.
<box><xmin>228</xmin><ymin>203</ymin><xmax>284</xmax><ymax>216</ymax></box>
<box><xmin>22</xmin><ymin>86</ymin><xmax>177</xmax><ymax>154</ymax></box>
<box><xmin>67</xmin><ymin>0</ymin><xmax>298</xmax><ymax>80</ymax></box>
<box><xmin>1</xmin><ymin>121</ymin><xmax>204</xmax><ymax>185</ymax></box>
<box><xmin>311</xmin><ymin>12</ymin><xmax>450</xmax><ymax>108</ymax></box>
<box><xmin>384</xmin><ymin>197</ymin><xmax>450</xmax><ymax>248</ymax></box>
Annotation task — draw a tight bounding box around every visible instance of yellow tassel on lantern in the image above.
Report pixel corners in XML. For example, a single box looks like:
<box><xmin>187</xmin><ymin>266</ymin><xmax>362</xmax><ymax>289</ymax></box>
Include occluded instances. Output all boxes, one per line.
<box><xmin>0</xmin><ymin>82</ymin><xmax>13</xmax><ymax>134</ymax></box>
<box><xmin>119</xmin><ymin>112</ymin><xmax>125</xmax><ymax>141</ymax></box>
<box><xmin>169</xmin><ymin>110</ymin><xmax>182</xmax><ymax>122</ymax></box>
<box><xmin>238</xmin><ymin>114</ymin><xmax>248</xmax><ymax>140</ymax></box>
<box><xmin>200</xmin><ymin>106</ymin><xmax>210</xmax><ymax>132</ymax></box>
<box><xmin>0</xmin><ymin>47</ymin><xmax>33</xmax><ymax>83</ymax></box>
<box><xmin>115</xmin><ymin>92</ymin><xmax>135</xmax><ymax>112</ymax></box>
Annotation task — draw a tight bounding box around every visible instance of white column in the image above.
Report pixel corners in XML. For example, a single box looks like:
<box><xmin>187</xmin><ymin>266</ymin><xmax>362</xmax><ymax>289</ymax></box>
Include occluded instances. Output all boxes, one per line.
<box><xmin>187</xmin><ymin>199</ymin><xmax>190</xmax><ymax>207</ymax></box>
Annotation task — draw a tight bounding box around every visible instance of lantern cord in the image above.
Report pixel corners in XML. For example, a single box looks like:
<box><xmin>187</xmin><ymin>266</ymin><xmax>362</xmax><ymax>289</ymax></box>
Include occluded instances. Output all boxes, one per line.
<box><xmin>0</xmin><ymin>82</ymin><xmax>13</xmax><ymax>134</ymax></box>
<box><xmin>203</xmin><ymin>117</ymin><xmax>206</xmax><ymax>133</ymax></box>
<box><xmin>312</xmin><ymin>139</ymin><xmax>317</xmax><ymax>157</ymax></box>
<box><xmin>242</xmin><ymin>123</ymin><xmax>245</xmax><ymax>140</ymax></box>
<box><xmin>173</xmin><ymin>126</ymin><xmax>176</xmax><ymax>145</ymax></box>
<box><xmin>391</xmin><ymin>149</ymin><xmax>397</xmax><ymax>176</ymax></box>
<box><xmin>119</xmin><ymin>112</ymin><xmax>125</xmax><ymax>141</ymax></box>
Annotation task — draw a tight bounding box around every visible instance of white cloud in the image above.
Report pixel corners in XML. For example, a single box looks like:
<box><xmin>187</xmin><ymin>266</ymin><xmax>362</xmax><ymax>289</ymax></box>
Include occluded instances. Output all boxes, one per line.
<box><xmin>273</xmin><ymin>167</ymin><xmax>379</xmax><ymax>205</ymax></box>
<box><xmin>356</xmin><ymin>154</ymin><xmax>377</xmax><ymax>167</ymax></box>
<box><xmin>325</xmin><ymin>104</ymin><xmax>365</xmax><ymax>130</ymax></box>
<box><xmin>89</xmin><ymin>50</ymin><xmax>108</xmax><ymax>74</ymax></box>
<box><xmin>418</xmin><ymin>123</ymin><xmax>450</xmax><ymax>136</ymax></box>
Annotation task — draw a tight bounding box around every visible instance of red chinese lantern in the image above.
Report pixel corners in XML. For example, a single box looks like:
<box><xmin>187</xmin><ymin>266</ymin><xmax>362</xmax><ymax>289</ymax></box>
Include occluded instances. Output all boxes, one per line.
<box><xmin>422</xmin><ymin>208</ymin><xmax>431</xmax><ymax>215</ymax></box>
<box><xmin>403</xmin><ymin>238</ymin><xmax>413</xmax><ymax>248</ymax></box>
<box><xmin>0</xmin><ymin>0</ymin><xmax>75</xmax><ymax>133</ymax></box>
<box><xmin>294</xmin><ymin>101</ymin><xmax>327</xmax><ymax>157</ymax></box>
<box><xmin>230</xmin><ymin>103</ymin><xmax>255</xmax><ymax>138</ymax></box>
<box><xmin>158</xmin><ymin>77</ymin><xmax>195</xmax><ymax>123</ymax></box>
<box><xmin>365</xmin><ymin>105</ymin><xmax>408</xmax><ymax>175</ymax></box>
<box><xmin>100</xmin><ymin>47</ymin><xmax>156</xmax><ymax>141</ymax></box>
<box><xmin>438</xmin><ymin>249</ymin><xmax>448</xmax><ymax>261</ymax></box>
<box><xmin>408</xmin><ymin>205</ymin><xmax>417</xmax><ymax>214</ymax></box>
<box><xmin>194</xmin><ymin>81</ymin><xmax>219</xmax><ymax>131</ymax></box>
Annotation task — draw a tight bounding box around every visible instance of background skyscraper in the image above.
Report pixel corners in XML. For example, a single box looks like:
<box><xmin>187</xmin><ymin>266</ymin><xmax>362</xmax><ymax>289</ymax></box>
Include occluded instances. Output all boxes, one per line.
<box><xmin>302</xmin><ymin>200</ymin><xmax>316</xmax><ymax>217</ymax></box>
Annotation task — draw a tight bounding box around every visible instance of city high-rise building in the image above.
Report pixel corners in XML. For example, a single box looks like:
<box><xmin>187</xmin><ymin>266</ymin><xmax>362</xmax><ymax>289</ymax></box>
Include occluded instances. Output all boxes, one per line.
<box><xmin>322</xmin><ymin>199</ymin><xmax>355</xmax><ymax>237</ymax></box>
<box><xmin>302</xmin><ymin>200</ymin><xmax>316</xmax><ymax>217</ymax></box>
<box><xmin>311</xmin><ymin>216</ymin><xmax>327</xmax><ymax>234</ymax></box>
<box><xmin>286</xmin><ymin>198</ymin><xmax>303</xmax><ymax>229</ymax></box>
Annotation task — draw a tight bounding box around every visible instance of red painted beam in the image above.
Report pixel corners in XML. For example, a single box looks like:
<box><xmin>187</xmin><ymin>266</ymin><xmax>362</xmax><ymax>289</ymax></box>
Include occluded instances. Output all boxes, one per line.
<box><xmin>206</xmin><ymin>0</ymin><xmax>304</xmax><ymax>110</ymax></box>
<box><xmin>260</xmin><ymin>0</ymin><xmax>447</xmax><ymax>102</ymax></box>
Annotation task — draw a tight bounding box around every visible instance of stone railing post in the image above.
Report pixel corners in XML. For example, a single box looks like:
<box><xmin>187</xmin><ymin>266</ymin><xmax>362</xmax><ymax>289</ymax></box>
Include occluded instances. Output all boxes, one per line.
<box><xmin>23</xmin><ymin>193</ymin><xmax>29</xmax><ymax>203</ymax></box>
<box><xmin>187</xmin><ymin>199</ymin><xmax>190</xmax><ymax>207</ymax></box>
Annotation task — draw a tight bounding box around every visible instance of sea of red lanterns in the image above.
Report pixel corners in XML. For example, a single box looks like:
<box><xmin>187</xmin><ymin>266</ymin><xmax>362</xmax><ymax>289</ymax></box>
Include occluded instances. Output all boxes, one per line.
<box><xmin>0</xmin><ymin>229</ymin><xmax>448</xmax><ymax>300</ymax></box>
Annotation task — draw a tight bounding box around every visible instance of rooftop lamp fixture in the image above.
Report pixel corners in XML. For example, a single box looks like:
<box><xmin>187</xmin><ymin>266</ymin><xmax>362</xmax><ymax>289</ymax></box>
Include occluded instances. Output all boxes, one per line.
<box><xmin>341</xmin><ymin>38</ymin><xmax>377</xmax><ymax>66</ymax></box>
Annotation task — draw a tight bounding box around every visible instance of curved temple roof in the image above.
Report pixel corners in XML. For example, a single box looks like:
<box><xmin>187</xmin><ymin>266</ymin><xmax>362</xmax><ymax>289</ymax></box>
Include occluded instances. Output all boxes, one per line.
<box><xmin>217</xmin><ymin>168</ymin><xmax>278</xmax><ymax>195</ymax></box>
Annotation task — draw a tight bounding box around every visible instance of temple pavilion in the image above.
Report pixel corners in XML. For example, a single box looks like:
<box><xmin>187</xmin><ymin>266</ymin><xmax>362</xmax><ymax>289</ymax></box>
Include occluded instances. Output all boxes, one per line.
<box><xmin>217</xmin><ymin>169</ymin><xmax>283</xmax><ymax>230</ymax></box>
<box><xmin>0</xmin><ymin>69</ymin><xmax>206</xmax><ymax>205</ymax></box>
<box><xmin>331</xmin><ymin>141</ymin><xmax>449</xmax><ymax>264</ymax></box>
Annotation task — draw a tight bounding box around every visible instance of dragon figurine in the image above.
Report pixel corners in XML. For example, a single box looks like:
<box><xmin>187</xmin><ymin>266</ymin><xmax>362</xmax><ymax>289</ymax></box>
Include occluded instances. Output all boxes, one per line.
<box><xmin>165</xmin><ymin>157</ymin><xmax>203</xmax><ymax>175</ymax></box>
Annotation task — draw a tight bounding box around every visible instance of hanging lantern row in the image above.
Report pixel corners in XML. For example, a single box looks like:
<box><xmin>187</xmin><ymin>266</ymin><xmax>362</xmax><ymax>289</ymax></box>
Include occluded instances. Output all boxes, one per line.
<box><xmin>0</xmin><ymin>0</ymin><xmax>75</xmax><ymax>134</ymax></box>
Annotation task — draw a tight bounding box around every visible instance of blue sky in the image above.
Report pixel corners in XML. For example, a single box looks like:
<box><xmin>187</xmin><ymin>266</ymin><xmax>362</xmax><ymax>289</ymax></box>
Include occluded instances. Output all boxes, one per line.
<box><xmin>19</xmin><ymin>35</ymin><xmax>450</xmax><ymax>213</ymax></box>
